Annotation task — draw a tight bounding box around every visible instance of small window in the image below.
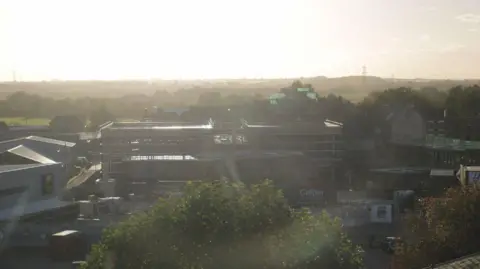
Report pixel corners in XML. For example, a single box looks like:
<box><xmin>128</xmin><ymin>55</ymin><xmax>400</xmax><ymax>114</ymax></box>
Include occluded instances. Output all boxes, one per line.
<box><xmin>376</xmin><ymin>206</ymin><xmax>387</xmax><ymax>219</ymax></box>
<box><xmin>41</xmin><ymin>174</ymin><xmax>54</xmax><ymax>196</ymax></box>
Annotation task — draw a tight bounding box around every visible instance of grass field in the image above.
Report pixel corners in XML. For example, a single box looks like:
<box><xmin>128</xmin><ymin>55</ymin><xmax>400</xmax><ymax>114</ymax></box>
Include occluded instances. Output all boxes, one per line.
<box><xmin>0</xmin><ymin>117</ymin><xmax>51</xmax><ymax>126</ymax></box>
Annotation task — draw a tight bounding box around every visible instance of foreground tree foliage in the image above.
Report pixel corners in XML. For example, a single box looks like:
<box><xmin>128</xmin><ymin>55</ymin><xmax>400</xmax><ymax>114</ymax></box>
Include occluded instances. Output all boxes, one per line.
<box><xmin>82</xmin><ymin>180</ymin><xmax>363</xmax><ymax>269</ymax></box>
<box><xmin>396</xmin><ymin>185</ymin><xmax>480</xmax><ymax>268</ymax></box>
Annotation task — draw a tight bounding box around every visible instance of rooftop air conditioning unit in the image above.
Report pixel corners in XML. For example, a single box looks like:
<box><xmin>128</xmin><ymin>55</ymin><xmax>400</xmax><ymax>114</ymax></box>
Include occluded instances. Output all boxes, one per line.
<box><xmin>78</xmin><ymin>201</ymin><xmax>96</xmax><ymax>218</ymax></box>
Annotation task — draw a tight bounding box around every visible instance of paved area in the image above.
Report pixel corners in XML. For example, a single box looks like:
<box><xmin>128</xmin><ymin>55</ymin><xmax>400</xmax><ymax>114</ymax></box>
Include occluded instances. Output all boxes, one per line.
<box><xmin>0</xmin><ymin>247</ymin><xmax>73</xmax><ymax>269</ymax></box>
<box><xmin>346</xmin><ymin>224</ymin><xmax>396</xmax><ymax>269</ymax></box>
<box><xmin>3</xmin><ymin>206</ymin><xmax>395</xmax><ymax>269</ymax></box>
<box><xmin>309</xmin><ymin>206</ymin><xmax>396</xmax><ymax>269</ymax></box>
<box><xmin>2</xmin><ymin>232</ymin><xmax>392</xmax><ymax>269</ymax></box>
<box><xmin>1</xmin><ymin>246</ymin><xmax>392</xmax><ymax>269</ymax></box>
<box><xmin>364</xmin><ymin>248</ymin><xmax>393</xmax><ymax>269</ymax></box>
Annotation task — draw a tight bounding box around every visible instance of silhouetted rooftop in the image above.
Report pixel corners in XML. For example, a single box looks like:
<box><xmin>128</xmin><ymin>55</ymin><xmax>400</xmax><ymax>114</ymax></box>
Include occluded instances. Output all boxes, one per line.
<box><xmin>1</xmin><ymin>145</ymin><xmax>56</xmax><ymax>164</ymax></box>
<box><xmin>0</xmin><ymin>163</ymin><xmax>57</xmax><ymax>174</ymax></box>
<box><xmin>105</xmin><ymin>121</ymin><xmax>214</xmax><ymax>130</ymax></box>
<box><xmin>102</xmin><ymin>119</ymin><xmax>343</xmax><ymax>133</ymax></box>
<box><xmin>122</xmin><ymin>151</ymin><xmax>304</xmax><ymax>162</ymax></box>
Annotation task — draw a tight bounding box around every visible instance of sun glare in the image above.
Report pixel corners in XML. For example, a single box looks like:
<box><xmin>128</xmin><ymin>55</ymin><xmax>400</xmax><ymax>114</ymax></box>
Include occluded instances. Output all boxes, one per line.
<box><xmin>1</xmin><ymin>0</ymin><xmax>344</xmax><ymax>80</ymax></box>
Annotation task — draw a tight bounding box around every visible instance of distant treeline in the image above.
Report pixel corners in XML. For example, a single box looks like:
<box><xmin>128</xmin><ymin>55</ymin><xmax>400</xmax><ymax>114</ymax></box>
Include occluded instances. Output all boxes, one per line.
<box><xmin>0</xmin><ymin>76</ymin><xmax>478</xmax><ymax>102</ymax></box>
<box><xmin>1</xmin><ymin>80</ymin><xmax>480</xmax><ymax>137</ymax></box>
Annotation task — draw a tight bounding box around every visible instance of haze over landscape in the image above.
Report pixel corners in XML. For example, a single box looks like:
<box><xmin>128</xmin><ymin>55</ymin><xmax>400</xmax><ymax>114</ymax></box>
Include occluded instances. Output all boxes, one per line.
<box><xmin>1</xmin><ymin>0</ymin><xmax>480</xmax><ymax>81</ymax></box>
<box><xmin>5</xmin><ymin>2</ymin><xmax>480</xmax><ymax>269</ymax></box>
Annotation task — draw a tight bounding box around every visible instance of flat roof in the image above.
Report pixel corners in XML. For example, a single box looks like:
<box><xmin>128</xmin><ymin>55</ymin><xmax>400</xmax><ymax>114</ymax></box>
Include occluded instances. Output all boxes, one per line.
<box><xmin>125</xmin><ymin>155</ymin><xmax>197</xmax><ymax>161</ymax></box>
<box><xmin>0</xmin><ymin>163</ymin><xmax>58</xmax><ymax>174</ymax></box>
<box><xmin>104</xmin><ymin>119</ymin><xmax>343</xmax><ymax>131</ymax></box>
<box><xmin>324</xmin><ymin>120</ymin><xmax>343</xmax><ymax>128</ymax></box>
<box><xmin>370</xmin><ymin>167</ymin><xmax>431</xmax><ymax>175</ymax></box>
<box><xmin>9</xmin><ymin>126</ymin><xmax>50</xmax><ymax>131</ymax></box>
<box><xmin>0</xmin><ymin>135</ymin><xmax>76</xmax><ymax>147</ymax></box>
<box><xmin>4</xmin><ymin>145</ymin><xmax>56</xmax><ymax>164</ymax></box>
<box><xmin>0</xmin><ymin>197</ymin><xmax>74</xmax><ymax>222</ymax></box>
<box><xmin>123</xmin><ymin>151</ymin><xmax>304</xmax><ymax>162</ymax></box>
<box><xmin>52</xmin><ymin>230</ymin><xmax>79</xmax><ymax>237</ymax></box>
<box><xmin>430</xmin><ymin>169</ymin><xmax>455</xmax><ymax>177</ymax></box>
<box><xmin>244</xmin><ymin>119</ymin><xmax>342</xmax><ymax>129</ymax></box>
<box><xmin>106</xmin><ymin>121</ymin><xmax>214</xmax><ymax>130</ymax></box>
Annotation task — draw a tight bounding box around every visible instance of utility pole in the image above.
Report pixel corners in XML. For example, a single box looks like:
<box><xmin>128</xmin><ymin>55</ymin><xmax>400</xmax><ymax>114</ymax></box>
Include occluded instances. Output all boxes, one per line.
<box><xmin>227</xmin><ymin>108</ymin><xmax>240</xmax><ymax>182</ymax></box>
<box><xmin>362</xmin><ymin>65</ymin><xmax>367</xmax><ymax>76</ymax></box>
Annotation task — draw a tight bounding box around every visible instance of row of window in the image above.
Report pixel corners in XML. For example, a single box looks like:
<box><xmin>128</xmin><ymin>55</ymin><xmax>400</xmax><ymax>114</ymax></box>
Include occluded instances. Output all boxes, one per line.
<box><xmin>431</xmin><ymin>151</ymin><xmax>480</xmax><ymax>166</ymax></box>
<box><xmin>102</xmin><ymin>134</ymin><xmax>341</xmax><ymax>145</ymax></box>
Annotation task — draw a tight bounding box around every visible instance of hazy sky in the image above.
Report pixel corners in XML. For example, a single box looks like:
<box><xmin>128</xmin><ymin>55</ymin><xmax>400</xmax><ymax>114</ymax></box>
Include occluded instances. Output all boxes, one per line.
<box><xmin>1</xmin><ymin>0</ymin><xmax>480</xmax><ymax>81</ymax></box>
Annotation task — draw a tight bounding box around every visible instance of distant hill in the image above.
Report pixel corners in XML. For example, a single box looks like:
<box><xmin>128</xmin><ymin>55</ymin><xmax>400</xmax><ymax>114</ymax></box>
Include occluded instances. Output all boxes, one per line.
<box><xmin>0</xmin><ymin>76</ymin><xmax>478</xmax><ymax>102</ymax></box>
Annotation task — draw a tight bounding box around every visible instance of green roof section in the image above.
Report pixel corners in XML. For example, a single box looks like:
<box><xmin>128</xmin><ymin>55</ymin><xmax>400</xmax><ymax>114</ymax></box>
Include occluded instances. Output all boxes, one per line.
<box><xmin>306</xmin><ymin>92</ymin><xmax>318</xmax><ymax>101</ymax></box>
<box><xmin>425</xmin><ymin>134</ymin><xmax>480</xmax><ymax>150</ymax></box>
<box><xmin>268</xmin><ymin>88</ymin><xmax>319</xmax><ymax>104</ymax></box>
<box><xmin>268</xmin><ymin>93</ymin><xmax>286</xmax><ymax>104</ymax></box>
<box><xmin>390</xmin><ymin>135</ymin><xmax>480</xmax><ymax>150</ymax></box>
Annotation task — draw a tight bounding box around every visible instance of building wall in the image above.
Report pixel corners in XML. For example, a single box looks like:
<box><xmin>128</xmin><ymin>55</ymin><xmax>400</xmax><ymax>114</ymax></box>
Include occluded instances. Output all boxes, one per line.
<box><xmin>390</xmin><ymin>109</ymin><xmax>426</xmax><ymax>144</ymax></box>
<box><xmin>121</xmin><ymin>161</ymin><xmax>220</xmax><ymax>181</ymax></box>
<box><xmin>0</xmin><ymin>163</ymin><xmax>67</xmax><ymax>211</ymax></box>
<box><xmin>0</xmin><ymin>130</ymin><xmax>52</xmax><ymax>142</ymax></box>
<box><xmin>100</xmin><ymin>122</ymin><xmax>343</xmax><ymax>182</ymax></box>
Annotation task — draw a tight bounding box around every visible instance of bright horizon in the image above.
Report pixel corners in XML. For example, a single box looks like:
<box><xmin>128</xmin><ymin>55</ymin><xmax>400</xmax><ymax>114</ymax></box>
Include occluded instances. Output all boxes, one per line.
<box><xmin>1</xmin><ymin>0</ymin><xmax>480</xmax><ymax>81</ymax></box>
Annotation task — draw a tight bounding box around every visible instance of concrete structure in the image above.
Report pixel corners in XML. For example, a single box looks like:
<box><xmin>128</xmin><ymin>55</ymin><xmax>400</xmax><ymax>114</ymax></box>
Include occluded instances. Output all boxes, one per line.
<box><xmin>323</xmin><ymin>198</ymin><xmax>393</xmax><ymax>227</ymax></box>
<box><xmin>343</xmin><ymin>105</ymin><xmax>431</xmax><ymax>192</ymax></box>
<box><xmin>0</xmin><ymin>162</ymin><xmax>70</xmax><ymax>221</ymax></box>
<box><xmin>456</xmin><ymin>165</ymin><xmax>480</xmax><ymax>185</ymax></box>
<box><xmin>387</xmin><ymin>105</ymin><xmax>426</xmax><ymax>145</ymax></box>
<box><xmin>349</xmin><ymin>105</ymin><xmax>462</xmax><ymax>196</ymax></box>
<box><xmin>0</xmin><ymin>136</ymin><xmax>76</xmax><ymax>223</ymax></box>
<box><xmin>99</xmin><ymin>119</ymin><xmax>343</xmax><ymax>203</ymax></box>
<box><xmin>0</xmin><ymin>124</ymin><xmax>51</xmax><ymax>141</ymax></box>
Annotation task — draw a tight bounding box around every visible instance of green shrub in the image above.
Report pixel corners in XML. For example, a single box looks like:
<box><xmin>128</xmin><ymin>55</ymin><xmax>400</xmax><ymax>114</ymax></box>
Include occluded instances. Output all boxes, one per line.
<box><xmin>83</xmin><ymin>180</ymin><xmax>363</xmax><ymax>269</ymax></box>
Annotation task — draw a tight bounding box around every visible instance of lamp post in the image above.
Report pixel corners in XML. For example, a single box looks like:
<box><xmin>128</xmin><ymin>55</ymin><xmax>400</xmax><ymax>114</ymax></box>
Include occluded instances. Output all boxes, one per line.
<box><xmin>227</xmin><ymin>108</ymin><xmax>240</xmax><ymax>182</ymax></box>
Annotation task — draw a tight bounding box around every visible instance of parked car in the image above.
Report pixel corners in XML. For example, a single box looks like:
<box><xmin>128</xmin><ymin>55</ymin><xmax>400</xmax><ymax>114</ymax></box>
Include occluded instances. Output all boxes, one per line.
<box><xmin>380</xmin><ymin>237</ymin><xmax>404</xmax><ymax>254</ymax></box>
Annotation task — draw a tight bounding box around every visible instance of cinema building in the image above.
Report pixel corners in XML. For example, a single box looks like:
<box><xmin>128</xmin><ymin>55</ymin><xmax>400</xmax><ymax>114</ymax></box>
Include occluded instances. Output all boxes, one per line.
<box><xmin>99</xmin><ymin>118</ymin><xmax>343</xmax><ymax>203</ymax></box>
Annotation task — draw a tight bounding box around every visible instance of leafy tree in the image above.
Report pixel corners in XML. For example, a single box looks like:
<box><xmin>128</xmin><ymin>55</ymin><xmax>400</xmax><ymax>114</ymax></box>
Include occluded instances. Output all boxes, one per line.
<box><xmin>395</xmin><ymin>185</ymin><xmax>480</xmax><ymax>268</ymax></box>
<box><xmin>197</xmin><ymin>91</ymin><xmax>223</xmax><ymax>106</ymax></box>
<box><xmin>445</xmin><ymin>85</ymin><xmax>480</xmax><ymax>119</ymax></box>
<box><xmin>281</xmin><ymin>80</ymin><xmax>319</xmax><ymax>102</ymax></box>
<box><xmin>89</xmin><ymin>104</ymin><xmax>115</xmax><ymax>130</ymax></box>
<box><xmin>83</xmin><ymin>180</ymin><xmax>363</xmax><ymax>269</ymax></box>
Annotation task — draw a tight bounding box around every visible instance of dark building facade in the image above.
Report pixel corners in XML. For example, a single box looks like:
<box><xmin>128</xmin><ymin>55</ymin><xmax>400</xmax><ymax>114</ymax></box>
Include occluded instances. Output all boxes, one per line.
<box><xmin>99</xmin><ymin>119</ymin><xmax>343</xmax><ymax>204</ymax></box>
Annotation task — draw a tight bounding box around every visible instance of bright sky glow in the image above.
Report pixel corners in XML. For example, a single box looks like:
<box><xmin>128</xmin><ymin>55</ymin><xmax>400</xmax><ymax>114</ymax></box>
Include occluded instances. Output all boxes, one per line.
<box><xmin>1</xmin><ymin>0</ymin><xmax>480</xmax><ymax>81</ymax></box>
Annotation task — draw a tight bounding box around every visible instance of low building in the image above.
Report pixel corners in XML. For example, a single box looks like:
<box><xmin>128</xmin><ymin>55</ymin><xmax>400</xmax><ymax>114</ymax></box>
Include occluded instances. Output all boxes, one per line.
<box><xmin>0</xmin><ymin>144</ymin><xmax>56</xmax><ymax>165</ymax></box>
<box><xmin>0</xmin><ymin>136</ymin><xmax>76</xmax><ymax>174</ymax></box>
<box><xmin>0</xmin><ymin>162</ymin><xmax>69</xmax><ymax>222</ymax></box>
<box><xmin>0</xmin><ymin>124</ymin><xmax>51</xmax><ymax>141</ymax></box>
<box><xmin>345</xmin><ymin>105</ymin><xmax>431</xmax><ymax>192</ymax></box>
<box><xmin>99</xmin><ymin>118</ymin><xmax>343</xmax><ymax>204</ymax></box>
